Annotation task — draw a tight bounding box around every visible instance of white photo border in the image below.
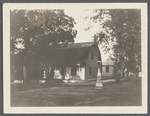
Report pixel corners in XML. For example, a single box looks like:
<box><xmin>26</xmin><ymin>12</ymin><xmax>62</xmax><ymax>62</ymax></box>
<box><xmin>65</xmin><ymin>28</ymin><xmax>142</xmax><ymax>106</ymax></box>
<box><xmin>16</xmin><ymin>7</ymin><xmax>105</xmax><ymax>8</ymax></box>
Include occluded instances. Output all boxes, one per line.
<box><xmin>3</xmin><ymin>3</ymin><xmax>148</xmax><ymax>114</ymax></box>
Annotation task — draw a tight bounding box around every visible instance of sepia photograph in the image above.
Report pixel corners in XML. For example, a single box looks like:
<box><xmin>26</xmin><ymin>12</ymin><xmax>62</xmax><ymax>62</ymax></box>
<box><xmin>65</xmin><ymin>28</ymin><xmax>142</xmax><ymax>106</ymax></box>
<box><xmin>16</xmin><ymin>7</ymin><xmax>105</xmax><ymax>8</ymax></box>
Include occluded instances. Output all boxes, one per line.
<box><xmin>3</xmin><ymin>3</ymin><xmax>147</xmax><ymax>114</ymax></box>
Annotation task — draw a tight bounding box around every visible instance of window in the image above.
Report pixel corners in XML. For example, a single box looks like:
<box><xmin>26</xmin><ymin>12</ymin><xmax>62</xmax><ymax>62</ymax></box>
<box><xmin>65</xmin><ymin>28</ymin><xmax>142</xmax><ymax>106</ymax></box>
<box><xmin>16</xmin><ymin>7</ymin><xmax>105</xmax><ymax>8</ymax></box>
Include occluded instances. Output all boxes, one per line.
<box><xmin>106</xmin><ymin>66</ymin><xmax>109</xmax><ymax>73</ymax></box>
<box><xmin>89</xmin><ymin>66</ymin><xmax>91</xmax><ymax>75</ymax></box>
<box><xmin>61</xmin><ymin>67</ymin><xmax>65</xmax><ymax>75</ymax></box>
<box><xmin>91</xmin><ymin>51</ymin><xmax>93</xmax><ymax>60</ymax></box>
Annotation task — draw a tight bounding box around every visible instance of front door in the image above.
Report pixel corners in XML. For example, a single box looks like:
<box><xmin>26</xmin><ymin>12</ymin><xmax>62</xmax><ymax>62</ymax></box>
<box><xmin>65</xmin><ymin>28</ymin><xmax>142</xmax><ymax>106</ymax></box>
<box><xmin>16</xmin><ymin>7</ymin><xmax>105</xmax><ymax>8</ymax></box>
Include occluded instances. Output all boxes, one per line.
<box><xmin>71</xmin><ymin>67</ymin><xmax>77</xmax><ymax>76</ymax></box>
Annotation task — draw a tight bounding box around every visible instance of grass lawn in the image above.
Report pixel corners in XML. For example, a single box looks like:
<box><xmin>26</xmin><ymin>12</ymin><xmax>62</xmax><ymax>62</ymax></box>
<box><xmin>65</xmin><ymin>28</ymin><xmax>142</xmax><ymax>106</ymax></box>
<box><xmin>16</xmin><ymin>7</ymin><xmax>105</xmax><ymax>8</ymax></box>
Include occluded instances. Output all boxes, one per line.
<box><xmin>11</xmin><ymin>77</ymin><xmax>141</xmax><ymax>106</ymax></box>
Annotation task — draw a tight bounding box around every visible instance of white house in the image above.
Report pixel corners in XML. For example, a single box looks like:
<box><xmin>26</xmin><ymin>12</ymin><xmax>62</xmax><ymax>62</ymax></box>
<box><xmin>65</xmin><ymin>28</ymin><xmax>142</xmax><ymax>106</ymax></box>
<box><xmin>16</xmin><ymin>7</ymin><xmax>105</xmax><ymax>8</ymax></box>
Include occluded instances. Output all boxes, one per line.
<box><xmin>46</xmin><ymin>42</ymin><xmax>102</xmax><ymax>80</ymax></box>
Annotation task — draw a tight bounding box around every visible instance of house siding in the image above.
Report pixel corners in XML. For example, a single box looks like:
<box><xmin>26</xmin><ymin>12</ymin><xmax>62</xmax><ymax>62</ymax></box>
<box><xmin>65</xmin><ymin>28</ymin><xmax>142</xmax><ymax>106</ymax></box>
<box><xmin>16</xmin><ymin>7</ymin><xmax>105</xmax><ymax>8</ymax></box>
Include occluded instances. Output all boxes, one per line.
<box><xmin>85</xmin><ymin>45</ymin><xmax>101</xmax><ymax>79</ymax></box>
<box><xmin>102</xmin><ymin>66</ymin><xmax>114</xmax><ymax>77</ymax></box>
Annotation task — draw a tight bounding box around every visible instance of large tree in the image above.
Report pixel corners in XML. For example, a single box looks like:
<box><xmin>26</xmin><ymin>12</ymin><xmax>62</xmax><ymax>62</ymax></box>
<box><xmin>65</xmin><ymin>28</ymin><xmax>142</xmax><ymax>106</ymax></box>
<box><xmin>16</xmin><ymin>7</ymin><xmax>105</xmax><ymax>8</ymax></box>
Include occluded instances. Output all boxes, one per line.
<box><xmin>10</xmin><ymin>10</ymin><xmax>77</xmax><ymax>81</ymax></box>
<box><xmin>91</xmin><ymin>9</ymin><xmax>141</xmax><ymax>72</ymax></box>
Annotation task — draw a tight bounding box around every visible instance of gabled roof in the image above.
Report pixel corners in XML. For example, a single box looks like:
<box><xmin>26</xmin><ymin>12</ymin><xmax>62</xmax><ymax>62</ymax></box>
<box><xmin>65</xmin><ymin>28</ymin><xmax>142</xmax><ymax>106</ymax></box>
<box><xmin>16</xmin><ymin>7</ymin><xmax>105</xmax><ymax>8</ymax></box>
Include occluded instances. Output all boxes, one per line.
<box><xmin>44</xmin><ymin>42</ymin><xmax>101</xmax><ymax>67</ymax></box>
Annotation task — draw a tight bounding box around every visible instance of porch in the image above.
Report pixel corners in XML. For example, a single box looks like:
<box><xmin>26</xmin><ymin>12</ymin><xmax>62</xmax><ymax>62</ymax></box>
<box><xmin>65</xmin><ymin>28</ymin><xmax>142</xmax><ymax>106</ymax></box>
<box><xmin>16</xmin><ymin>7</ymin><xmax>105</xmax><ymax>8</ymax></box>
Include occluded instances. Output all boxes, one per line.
<box><xmin>46</xmin><ymin>64</ymin><xmax>86</xmax><ymax>81</ymax></box>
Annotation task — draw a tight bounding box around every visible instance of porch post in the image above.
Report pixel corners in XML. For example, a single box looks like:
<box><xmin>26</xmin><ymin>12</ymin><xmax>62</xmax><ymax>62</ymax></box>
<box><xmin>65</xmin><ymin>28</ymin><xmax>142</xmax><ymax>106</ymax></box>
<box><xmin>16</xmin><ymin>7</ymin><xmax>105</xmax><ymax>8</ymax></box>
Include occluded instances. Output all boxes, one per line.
<box><xmin>76</xmin><ymin>63</ymin><xmax>80</xmax><ymax>76</ymax></box>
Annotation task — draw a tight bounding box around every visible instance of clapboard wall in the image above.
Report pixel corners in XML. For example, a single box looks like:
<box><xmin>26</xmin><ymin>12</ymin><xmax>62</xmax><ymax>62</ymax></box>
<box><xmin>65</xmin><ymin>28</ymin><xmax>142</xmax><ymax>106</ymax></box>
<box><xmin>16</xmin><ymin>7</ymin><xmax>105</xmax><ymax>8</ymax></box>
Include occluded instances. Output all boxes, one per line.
<box><xmin>85</xmin><ymin>45</ymin><xmax>102</xmax><ymax>79</ymax></box>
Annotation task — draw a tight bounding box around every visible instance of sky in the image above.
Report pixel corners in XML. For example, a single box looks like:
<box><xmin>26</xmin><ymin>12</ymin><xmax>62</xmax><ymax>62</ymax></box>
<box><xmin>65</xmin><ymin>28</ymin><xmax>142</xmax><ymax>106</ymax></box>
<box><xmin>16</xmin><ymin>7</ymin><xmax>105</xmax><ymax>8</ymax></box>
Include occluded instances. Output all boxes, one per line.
<box><xmin>64</xmin><ymin>9</ymin><xmax>101</xmax><ymax>42</ymax></box>
<box><xmin>64</xmin><ymin>9</ymin><xmax>110</xmax><ymax>62</ymax></box>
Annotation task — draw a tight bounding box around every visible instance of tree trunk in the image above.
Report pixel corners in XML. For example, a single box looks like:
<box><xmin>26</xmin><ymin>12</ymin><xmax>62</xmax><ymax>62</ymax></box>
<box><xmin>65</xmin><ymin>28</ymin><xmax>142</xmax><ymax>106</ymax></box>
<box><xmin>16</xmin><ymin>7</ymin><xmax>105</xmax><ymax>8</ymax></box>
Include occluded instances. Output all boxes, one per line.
<box><xmin>23</xmin><ymin>65</ymin><xmax>27</xmax><ymax>83</ymax></box>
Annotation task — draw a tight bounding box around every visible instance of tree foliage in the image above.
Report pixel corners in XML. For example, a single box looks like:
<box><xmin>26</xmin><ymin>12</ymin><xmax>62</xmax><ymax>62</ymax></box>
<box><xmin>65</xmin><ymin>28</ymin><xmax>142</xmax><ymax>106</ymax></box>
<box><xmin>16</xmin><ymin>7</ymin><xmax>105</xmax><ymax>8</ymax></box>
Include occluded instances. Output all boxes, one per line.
<box><xmin>10</xmin><ymin>10</ymin><xmax>77</xmax><ymax>54</ymax></box>
<box><xmin>91</xmin><ymin>9</ymin><xmax>141</xmax><ymax>72</ymax></box>
<box><xmin>10</xmin><ymin>10</ymin><xmax>77</xmax><ymax>80</ymax></box>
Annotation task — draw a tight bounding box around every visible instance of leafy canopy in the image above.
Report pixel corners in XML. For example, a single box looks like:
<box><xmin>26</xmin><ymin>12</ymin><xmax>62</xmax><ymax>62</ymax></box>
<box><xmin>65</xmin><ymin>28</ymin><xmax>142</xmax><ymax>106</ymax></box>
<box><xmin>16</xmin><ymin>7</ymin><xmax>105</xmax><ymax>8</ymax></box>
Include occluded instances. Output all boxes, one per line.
<box><xmin>10</xmin><ymin>10</ymin><xmax>77</xmax><ymax>80</ymax></box>
<box><xmin>91</xmin><ymin>9</ymin><xmax>141</xmax><ymax>71</ymax></box>
<box><xmin>10</xmin><ymin>9</ymin><xmax>77</xmax><ymax>55</ymax></box>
